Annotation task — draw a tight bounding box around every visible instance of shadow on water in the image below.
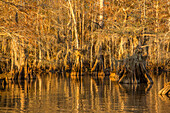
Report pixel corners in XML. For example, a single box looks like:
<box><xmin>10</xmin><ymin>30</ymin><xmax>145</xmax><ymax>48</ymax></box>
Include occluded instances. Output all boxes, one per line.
<box><xmin>0</xmin><ymin>72</ymin><xmax>170</xmax><ymax>113</ymax></box>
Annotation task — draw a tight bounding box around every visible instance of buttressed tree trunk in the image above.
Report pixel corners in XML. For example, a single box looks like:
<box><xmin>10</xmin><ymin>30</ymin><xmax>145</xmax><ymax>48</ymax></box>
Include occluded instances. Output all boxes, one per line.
<box><xmin>118</xmin><ymin>47</ymin><xmax>153</xmax><ymax>84</ymax></box>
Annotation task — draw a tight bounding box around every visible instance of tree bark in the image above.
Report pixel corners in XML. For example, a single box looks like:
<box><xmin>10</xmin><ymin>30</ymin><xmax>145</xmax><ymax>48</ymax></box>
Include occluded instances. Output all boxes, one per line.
<box><xmin>99</xmin><ymin>0</ymin><xmax>104</xmax><ymax>28</ymax></box>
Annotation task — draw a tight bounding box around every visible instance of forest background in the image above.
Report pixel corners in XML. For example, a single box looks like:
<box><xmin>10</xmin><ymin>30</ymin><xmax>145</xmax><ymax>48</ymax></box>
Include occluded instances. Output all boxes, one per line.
<box><xmin>0</xmin><ymin>0</ymin><xmax>169</xmax><ymax>79</ymax></box>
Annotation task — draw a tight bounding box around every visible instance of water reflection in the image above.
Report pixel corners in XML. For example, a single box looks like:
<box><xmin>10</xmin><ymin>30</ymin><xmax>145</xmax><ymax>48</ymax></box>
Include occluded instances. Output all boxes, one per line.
<box><xmin>0</xmin><ymin>73</ymin><xmax>170</xmax><ymax>113</ymax></box>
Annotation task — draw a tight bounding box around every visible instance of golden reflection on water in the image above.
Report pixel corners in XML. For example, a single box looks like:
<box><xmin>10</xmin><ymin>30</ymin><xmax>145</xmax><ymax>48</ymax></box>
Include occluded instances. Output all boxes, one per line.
<box><xmin>0</xmin><ymin>72</ymin><xmax>170</xmax><ymax>113</ymax></box>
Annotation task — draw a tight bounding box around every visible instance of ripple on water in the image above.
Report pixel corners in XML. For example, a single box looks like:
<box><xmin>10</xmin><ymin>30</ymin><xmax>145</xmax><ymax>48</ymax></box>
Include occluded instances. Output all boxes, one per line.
<box><xmin>0</xmin><ymin>74</ymin><xmax>170</xmax><ymax>113</ymax></box>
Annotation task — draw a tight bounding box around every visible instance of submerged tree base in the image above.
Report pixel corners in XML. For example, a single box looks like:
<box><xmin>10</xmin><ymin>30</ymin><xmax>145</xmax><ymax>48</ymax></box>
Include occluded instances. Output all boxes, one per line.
<box><xmin>117</xmin><ymin>46</ymin><xmax>153</xmax><ymax>84</ymax></box>
<box><xmin>58</xmin><ymin>46</ymin><xmax>154</xmax><ymax>84</ymax></box>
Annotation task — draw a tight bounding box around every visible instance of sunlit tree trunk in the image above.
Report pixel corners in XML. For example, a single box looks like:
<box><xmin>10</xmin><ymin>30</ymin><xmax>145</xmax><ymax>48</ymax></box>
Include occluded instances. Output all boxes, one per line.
<box><xmin>90</xmin><ymin>2</ymin><xmax>94</xmax><ymax>69</ymax></box>
<box><xmin>68</xmin><ymin>0</ymin><xmax>78</xmax><ymax>49</ymax></box>
<box><xmin>10</xmin><ymin>43</ymin><xmax>14</xmax><ymax>76</ymax></box>
<box><xmin>98</xmin><ymin>0</ymin><xmax>105</xmax><ymax>73</ymax></box>
<box><xmin>156</xmin><ymin>0</ymin><xmax>159</xmax><ymax>67</ymax></box>
<box><xmin>99</xmin><ymin>0</ymin><xmax>104</xmax><ymax>28</ymax></box>
<box><xmin>82</xmin><ymin>0</ymin><xmax>85</xmax><ymax>49</ymax></box>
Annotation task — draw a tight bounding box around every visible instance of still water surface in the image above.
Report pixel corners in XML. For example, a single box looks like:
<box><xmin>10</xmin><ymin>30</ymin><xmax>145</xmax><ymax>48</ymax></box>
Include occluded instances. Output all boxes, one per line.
<box><xmin>0</xmin><ymin>73</ymin><xmax>170</xmax><ymax>113</ymax></box>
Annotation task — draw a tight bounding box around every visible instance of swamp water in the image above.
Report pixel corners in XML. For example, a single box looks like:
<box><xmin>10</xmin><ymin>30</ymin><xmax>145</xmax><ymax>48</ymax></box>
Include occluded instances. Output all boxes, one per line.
<box><xmin>0</xmin><ymin>73</ymin><xmax>170</xmax><ymax>113</ymax></box>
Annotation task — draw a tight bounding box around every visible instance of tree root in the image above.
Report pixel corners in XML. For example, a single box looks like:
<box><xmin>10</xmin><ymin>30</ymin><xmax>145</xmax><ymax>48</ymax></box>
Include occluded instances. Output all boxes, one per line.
<box><xmin>159</xmin><ymin>82</ymin><xmax>170</xmax><ymax>95</ymax></box>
